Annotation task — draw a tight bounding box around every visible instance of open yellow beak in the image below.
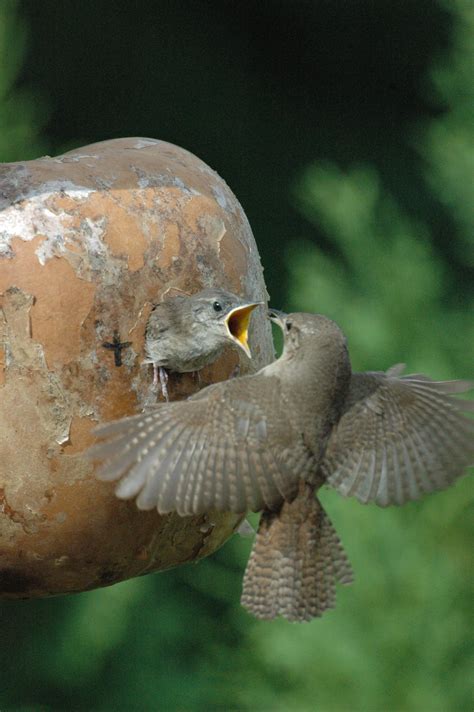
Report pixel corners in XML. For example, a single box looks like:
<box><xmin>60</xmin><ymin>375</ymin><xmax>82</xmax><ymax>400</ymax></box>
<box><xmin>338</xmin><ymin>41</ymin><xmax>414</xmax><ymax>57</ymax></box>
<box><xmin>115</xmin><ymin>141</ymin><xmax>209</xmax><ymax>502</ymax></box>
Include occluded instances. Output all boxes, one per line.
<box><xmin>225</xmin><ymin>303</ymin><xmax>262</xmax><ymax>358</ymax></box>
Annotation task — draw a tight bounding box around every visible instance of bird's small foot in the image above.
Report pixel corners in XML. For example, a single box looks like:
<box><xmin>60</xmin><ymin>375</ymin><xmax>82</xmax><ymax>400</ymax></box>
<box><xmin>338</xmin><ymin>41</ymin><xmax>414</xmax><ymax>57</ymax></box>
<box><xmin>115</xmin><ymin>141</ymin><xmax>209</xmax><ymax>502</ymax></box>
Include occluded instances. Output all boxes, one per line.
<box><xmin>159</xmin><ymin>367</ymin><xmax>169</xmax><ymax>401</ymax></box>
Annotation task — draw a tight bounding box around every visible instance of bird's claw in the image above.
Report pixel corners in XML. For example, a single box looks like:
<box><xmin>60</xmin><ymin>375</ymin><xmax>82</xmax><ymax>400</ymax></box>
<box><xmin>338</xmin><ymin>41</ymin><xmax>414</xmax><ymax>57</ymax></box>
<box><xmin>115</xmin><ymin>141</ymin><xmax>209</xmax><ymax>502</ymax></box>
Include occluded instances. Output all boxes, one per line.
<box><xmin>152</xmin><ymin>364</ymin><xmax>169</xmax><ymax>401</ymax></box>
<box><xmin>159</xmin><ymin>367</ymin><xmax>169</xmax><ymax>402</ymax></box>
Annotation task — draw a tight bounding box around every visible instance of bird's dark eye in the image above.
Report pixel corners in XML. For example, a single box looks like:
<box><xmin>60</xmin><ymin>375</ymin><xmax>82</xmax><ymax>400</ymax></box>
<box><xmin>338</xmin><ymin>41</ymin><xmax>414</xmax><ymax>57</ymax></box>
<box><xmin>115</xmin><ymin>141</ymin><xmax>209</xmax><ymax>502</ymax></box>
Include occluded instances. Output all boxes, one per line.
<box><xmin>213</xmin><ymin>301</ymin><xmax>223</xmax><ymax>312</ymax></box>
<box><xmin>286</xmin><ymin>321</ymin><xmax>292</xmax><ymax>331</ymax></box>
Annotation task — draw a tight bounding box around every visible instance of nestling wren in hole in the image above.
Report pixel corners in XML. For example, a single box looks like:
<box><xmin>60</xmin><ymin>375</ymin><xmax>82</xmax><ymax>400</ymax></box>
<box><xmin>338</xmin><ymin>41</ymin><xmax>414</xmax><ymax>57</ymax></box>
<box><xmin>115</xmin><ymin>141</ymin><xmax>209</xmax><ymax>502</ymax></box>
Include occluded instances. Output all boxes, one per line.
<box><xmin>89</xmin><ymin>310</ymin><xmax>473</xmax><ymax>622</ymax></box>
<box><xmin>144</xmin><ymin>289</ymin><xmax>262</xmax><ymax>399</ymax></box>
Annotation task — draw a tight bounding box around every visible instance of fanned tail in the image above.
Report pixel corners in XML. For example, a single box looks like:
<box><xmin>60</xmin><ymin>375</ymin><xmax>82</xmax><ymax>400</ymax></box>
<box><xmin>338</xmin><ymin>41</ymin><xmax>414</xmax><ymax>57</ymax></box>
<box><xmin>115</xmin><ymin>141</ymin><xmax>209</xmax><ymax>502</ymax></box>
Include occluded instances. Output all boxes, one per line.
<box><xmin>241</xmin><ymin>483</ymin><xmax>352</xmax><ymax>622</ymax></box>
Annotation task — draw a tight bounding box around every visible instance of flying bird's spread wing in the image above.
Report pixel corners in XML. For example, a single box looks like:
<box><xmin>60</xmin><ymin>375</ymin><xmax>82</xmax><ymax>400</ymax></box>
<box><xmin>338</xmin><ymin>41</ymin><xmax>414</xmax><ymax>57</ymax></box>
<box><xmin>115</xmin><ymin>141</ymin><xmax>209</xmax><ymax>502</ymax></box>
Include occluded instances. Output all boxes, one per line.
<box><xmin>88</xmin><ymin>377</ymin><xmax>312</xmax><ymax>515</ymax></box>
<box><xmin>321</xmin><ymin>368</ymin><xmax>474</xmax><ymax>506</ymax></box>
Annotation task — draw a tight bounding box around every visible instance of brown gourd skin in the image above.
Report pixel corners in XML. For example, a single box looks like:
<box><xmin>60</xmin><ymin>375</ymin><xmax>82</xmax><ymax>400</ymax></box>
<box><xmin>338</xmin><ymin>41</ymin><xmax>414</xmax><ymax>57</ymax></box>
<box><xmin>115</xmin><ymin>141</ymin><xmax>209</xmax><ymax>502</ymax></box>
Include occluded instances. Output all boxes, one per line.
<box><xmin>0</xmin><ymin>137</ymin><xmax>273</xmax><ymax>599</ymax></box>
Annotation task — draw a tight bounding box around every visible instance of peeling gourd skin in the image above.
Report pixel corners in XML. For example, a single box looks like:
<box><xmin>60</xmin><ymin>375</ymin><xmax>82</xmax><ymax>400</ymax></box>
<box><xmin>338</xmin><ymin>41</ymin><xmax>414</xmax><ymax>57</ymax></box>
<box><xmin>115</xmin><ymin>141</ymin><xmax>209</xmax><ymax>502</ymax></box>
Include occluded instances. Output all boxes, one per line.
<box><xmin>0</xmin><ymin>137</ymin><xmax>272</xmax><ymax>598</ymax></box>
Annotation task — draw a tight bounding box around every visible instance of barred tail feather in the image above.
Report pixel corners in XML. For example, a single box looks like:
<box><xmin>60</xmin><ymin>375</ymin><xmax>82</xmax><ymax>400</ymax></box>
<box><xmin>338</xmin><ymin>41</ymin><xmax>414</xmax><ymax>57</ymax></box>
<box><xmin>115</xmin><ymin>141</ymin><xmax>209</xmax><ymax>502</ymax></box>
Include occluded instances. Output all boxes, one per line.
<box><xmin>241</xmin><ymin>484</ymin><xmax>352</xmax><ymax>622</ymax></box>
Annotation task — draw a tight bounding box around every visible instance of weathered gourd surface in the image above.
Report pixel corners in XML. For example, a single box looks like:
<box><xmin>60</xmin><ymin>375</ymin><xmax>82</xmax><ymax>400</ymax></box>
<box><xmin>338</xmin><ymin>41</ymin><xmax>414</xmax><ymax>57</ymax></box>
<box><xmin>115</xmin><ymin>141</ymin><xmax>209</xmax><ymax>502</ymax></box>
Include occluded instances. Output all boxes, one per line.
<box><xmin>0</xmin><ymin>137</ymin><xmax>272</xmax><ymax>597</ymax></box>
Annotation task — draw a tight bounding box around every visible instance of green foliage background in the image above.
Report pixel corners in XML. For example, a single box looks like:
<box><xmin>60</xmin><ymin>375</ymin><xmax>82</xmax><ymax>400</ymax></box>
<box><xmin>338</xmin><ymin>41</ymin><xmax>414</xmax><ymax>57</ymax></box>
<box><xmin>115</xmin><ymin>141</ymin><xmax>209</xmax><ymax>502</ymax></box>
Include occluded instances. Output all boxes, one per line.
<box><xmin>0</xmin><ymin>1</ymin><xmax>472</xmax><ymax>710</ymax></box>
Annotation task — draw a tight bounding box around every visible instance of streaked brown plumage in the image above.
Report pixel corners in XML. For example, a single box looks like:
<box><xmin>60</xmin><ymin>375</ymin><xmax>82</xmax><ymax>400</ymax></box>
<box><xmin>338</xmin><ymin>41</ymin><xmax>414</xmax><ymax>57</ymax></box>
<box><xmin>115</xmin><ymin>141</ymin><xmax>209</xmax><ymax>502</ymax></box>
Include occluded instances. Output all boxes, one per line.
<box><xmin>241</xmin><ymin>481</ymin><xmax>353</xmax><ymax>621</ymax></box>
<box><xmin>88</xmin><ymin>311</ymin><xmax>474</xmax><ymax>622</ymax></box>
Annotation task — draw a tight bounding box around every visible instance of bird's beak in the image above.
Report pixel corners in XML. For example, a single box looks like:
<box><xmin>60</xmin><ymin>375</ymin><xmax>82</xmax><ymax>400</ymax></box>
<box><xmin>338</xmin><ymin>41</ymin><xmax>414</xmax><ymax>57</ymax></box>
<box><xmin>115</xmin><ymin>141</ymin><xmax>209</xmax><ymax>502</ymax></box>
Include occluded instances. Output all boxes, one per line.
<box><xmin>225</xmin><ymin>302</ymin><xmax>262</xmax><ymax>358</ymax></box>
<box><xmin>268</xmin><ymin>308</ymin><xmax>288</xmax><ymax>330</ymax></box>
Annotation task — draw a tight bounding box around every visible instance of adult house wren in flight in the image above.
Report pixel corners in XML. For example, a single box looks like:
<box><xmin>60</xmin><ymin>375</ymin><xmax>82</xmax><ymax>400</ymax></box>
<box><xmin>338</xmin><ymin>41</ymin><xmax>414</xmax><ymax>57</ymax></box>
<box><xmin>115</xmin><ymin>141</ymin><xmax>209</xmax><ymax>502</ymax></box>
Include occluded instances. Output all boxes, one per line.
<box><xmin>89</xmin><ymin>311</ymin><xmax>474</xmax><ymax>622</ymax></box>
<box><xmin>143</xmin><ymin>289</ymin><xmax>261</xmax><ymax>399</ymax></box>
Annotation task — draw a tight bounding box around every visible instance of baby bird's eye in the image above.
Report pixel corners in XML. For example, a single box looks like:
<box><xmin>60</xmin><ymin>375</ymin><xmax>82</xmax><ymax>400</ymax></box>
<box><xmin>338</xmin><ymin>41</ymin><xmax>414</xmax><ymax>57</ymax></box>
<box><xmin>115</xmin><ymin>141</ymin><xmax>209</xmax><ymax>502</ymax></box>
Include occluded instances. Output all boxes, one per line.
<box><xmin>286</xmin><ymin>321</ymin><xmax>293</xmax><ymax>331</ymax></box>
<box><xmin>213</xmin><ymin>301</ymin><xmax>223</xmax><ymax>312</ymax></box>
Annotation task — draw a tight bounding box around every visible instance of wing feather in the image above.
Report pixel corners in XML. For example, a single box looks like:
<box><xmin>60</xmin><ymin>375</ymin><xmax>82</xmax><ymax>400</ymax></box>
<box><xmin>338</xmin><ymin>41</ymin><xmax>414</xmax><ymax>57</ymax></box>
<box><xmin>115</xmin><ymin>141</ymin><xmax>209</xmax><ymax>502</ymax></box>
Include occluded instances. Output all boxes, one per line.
<box><xmin>189</xmin><ymin>432</ymin><xmax>214</xmax><ymax>514</ymax></box>
<box><xmin>248</xmin><ymin>448</ymin><xmax>280</xmax><ymax>511</ymax></box>
<box><xmin>322</xmin><ymin>368</ymin><xmax>473</xmax><ymax>506</ymax></box>
<box><xmin>136</xmin><ymin>424</ymin><xmax>191</xmax><ymax>510</ymax></box>
<box><xmin>174</xmin><ymin>425</ymin><xmax>205</xmax><ymax>515</ymax></box>
<box><xmin>115</xmin><ymin>421</ymin><xmax>188</xmax><ymax>504</ymax></box>
<box><xmin>88</xmin><ymin>376</ymin><xmax>312</xmax><ymax>514</ymax></box>
<box><xmin>239</xmin><ymin>446</ymin><xmax>259</xmax><ymax>512</ymax></box>
<box><xmin>157</xmin><ymin>432</ymin><xmax>198</xmax><ymax>513</ymax></box>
